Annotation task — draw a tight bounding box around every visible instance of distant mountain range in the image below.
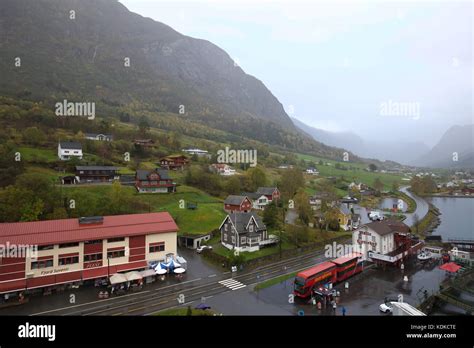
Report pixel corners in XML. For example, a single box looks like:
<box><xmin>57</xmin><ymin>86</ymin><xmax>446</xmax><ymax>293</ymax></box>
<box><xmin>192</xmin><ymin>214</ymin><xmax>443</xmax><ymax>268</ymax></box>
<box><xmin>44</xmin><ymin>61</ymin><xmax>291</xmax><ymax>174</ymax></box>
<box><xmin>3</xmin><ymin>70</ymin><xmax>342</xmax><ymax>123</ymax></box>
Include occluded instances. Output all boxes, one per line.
<box><xmin>415</xmin><ymin>124</ymin><xmax>474</xmax><ymax>169</ymax></box>
<box><xmin>292</xmin><ymin>117</ymin><xmax>430</xmax><ymax>165</ymax></box>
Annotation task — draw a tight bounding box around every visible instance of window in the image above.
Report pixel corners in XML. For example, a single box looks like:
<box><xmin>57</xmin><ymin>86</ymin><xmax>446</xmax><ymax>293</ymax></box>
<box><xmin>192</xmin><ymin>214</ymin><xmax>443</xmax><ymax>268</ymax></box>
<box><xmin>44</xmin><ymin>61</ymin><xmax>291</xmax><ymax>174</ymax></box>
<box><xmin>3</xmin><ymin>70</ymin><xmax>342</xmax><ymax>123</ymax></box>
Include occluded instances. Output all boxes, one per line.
<box><xmin>149</xmin><ymin>242</ymin><xmax>165</xmax><ymax>253</ymax></box>
<box><xmin>241</xmin><ymin>237</ymin><xmax>246</xmax><ymax>244</ymax></box>
<box><xmin>107</xmin><ymin>248</ymin><xmax>125</xmax><ymax>259</ymax></box>
<box><xmin>249</xmin><ymin>225</ymin><xmax>254</xmax><ymax>232</ymax></box>
<box><xmin>58</xmin><ymin>255</ymin><xmax>79</xmax><ymax>265</ymax></box>
<box><xmin>223</xmin><ymin>234</ymin><xmax>228</xmax><ymax>242</ymax></box>
<box><xmin>38</xmin><ymin>245</ymin><xmax>54</xmax><ymax>251</ymax></box>
<box><xmin>85</xmin><ymin>240</ymin><xmax>102</xmax><ymax>245</ymax></box>
<box><xmin>232</xmin><ymin>236</ymin><xmax>235</xmax><ymax>243</ymax></box>
<box><xmin>59</xmin><ymin>242</ymin><xmax>79</xmax><ymax>248</ymax></box>
<box><xmin>225</xmin><ymin>224</ymin><xmax>228</xmax><ymax>231</ymax></box>
<box><xmin>31</xmin><ymin>258</ymin><xmax>53</xmax><ymax>269</ymax></box>
<box><xmin>84</xmin><ymin>253</ymin><xmax>103</xmax><ymax>262</ymax></box>
<box><xmin>372</xmin><ymin>236</ymin><xmax>376</xmax><ymax>242</ymax></box>
<box><xmin>107</xmin><ymin>237</ymin><xmax>125</xmax><ymax>243</ymax></box>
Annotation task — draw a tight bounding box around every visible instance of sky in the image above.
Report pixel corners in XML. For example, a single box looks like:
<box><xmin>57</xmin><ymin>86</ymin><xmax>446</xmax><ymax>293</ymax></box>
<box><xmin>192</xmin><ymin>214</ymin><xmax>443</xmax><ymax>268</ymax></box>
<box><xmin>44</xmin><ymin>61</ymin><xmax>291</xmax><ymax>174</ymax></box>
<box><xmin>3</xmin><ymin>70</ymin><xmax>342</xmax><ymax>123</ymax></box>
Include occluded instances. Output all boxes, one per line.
<box><xmin>120</xmin><ymin>0</ymin><xmax>472</xmax><ymax>147</ymax></box>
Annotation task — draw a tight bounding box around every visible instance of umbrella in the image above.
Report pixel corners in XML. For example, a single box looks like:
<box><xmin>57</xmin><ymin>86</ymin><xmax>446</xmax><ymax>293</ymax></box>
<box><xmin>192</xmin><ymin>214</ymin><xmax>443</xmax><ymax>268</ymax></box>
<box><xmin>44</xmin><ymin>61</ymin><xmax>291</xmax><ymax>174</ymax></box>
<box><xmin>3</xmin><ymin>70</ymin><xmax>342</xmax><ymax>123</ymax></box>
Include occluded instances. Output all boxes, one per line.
<box><xmin>156</xmin><ymin>268</ymin><xmax>167</xmax><ymax>275</ymax></box>
<box><xmin>174</xmin><ymin>267</ymin><xmax>186</xmax><ymax>274</ymax></box>
<box><xmin>439</xmin><ymin>262</ymin><xmax>462</xmax><ymax>273</ymax></box>
<box><xmin>195</xmin><ymin>303</ymin><xmax>211</xmax><ymax>310</ymax></box>
<box><xmin>125</xmin><ymin>271</ymin><xmax>142</xmax><ymax>281</ymax></box>
<box><xmin>109</xmin><ymin>273</ymin><xmax>127</xmax><ymax>285</ymax></box>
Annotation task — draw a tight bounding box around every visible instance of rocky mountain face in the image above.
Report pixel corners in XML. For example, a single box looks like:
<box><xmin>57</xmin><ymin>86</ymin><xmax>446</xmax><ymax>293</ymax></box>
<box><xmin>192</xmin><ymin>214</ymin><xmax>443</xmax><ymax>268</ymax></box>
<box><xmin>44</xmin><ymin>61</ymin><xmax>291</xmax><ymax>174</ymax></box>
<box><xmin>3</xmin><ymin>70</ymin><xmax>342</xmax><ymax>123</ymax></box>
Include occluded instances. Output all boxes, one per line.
<box><xmin>0</xmin><ymin>0</ymin><xmax>294</xmax><ymax>131</ymax></box>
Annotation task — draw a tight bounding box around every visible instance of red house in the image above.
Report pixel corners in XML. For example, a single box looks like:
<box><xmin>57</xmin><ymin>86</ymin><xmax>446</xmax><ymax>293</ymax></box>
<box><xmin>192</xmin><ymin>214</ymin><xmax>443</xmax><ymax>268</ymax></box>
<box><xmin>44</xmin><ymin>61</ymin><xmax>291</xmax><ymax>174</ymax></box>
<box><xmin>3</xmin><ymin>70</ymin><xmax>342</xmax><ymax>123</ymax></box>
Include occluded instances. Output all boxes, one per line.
<box><xmin>224</xmin><ymin>195</ymin><xmax>252</xmax><ymax>213</ymax></box>
<box><xmin>135</xmin><ymin>169</ymin><xmax>176</xmax><ymax>193</ymax></box>
<box><xmin>159</xmin><ymin>155</ymin><xmax>189</xmax><ymax>171</ymax></box>
<box><xmin>256</xmin><ymin>187</ymin><xmax>280</xmax><ymax>202</ymax></box>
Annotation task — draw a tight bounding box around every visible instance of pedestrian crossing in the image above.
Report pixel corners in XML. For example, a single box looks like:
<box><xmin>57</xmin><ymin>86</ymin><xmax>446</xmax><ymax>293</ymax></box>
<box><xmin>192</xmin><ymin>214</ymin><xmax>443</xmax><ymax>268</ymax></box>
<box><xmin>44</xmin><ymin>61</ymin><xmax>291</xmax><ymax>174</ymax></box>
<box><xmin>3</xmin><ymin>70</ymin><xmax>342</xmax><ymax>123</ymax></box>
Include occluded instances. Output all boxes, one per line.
<box><xmin>218</xmin><ymin>278</ymin><xmax>247</xmax><ymax>291</ymax></box>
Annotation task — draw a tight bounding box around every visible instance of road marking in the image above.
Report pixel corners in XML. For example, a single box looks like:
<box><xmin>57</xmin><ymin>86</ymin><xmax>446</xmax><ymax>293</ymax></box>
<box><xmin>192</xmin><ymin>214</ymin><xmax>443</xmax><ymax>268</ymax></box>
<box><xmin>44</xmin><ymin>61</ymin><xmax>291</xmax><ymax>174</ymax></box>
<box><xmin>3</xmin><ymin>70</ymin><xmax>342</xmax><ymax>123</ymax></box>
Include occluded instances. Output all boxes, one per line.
<box><xmin>112</xmin><ymin>312</ymin><xmax>123</xmax><ymax>316</ymax></box>
<box><xmin>218</xmin><ymin>278</ymin><xmax>246</xmax><ymax>290</ymax></box>
<box><xmin>208</xmin><ymin>274</ymin><xmax>216</xmax><ymax>278</ymax></box>
<box><xmin>128</xmin><ymin>306</ymin><xmax>146</xmax><ymax>313</ymax></box>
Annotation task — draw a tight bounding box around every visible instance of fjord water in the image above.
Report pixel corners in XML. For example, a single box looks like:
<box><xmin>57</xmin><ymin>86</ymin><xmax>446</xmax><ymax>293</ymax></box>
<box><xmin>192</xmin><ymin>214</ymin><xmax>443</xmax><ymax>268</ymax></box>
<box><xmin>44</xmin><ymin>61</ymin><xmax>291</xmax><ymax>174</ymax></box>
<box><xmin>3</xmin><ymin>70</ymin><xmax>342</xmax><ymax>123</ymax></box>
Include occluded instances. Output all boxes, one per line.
<box><xmin>427</xmin><ymin>197</ymin><xmax>474</xmax><ymax>240</ymax></box>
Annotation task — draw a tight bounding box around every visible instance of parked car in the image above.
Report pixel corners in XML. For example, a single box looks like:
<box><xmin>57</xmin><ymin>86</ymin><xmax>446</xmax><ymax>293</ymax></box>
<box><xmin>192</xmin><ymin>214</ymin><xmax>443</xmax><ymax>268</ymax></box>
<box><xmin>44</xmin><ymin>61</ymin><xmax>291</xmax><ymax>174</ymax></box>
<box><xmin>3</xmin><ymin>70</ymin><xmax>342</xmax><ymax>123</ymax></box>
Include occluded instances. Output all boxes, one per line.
<box><xmin>369</xmin><ymin>211</ymin><xmax>384</xmax><ymax>221</ymax></box>
<box><xmin>196</xmin><ymin>245</ymin><xmax>213</xmax><ymax>253</ymax></box>
<box><xmin>379</xmin><ymin>302</ymin><xmax>393</xmax><ymax>313</ymax></box>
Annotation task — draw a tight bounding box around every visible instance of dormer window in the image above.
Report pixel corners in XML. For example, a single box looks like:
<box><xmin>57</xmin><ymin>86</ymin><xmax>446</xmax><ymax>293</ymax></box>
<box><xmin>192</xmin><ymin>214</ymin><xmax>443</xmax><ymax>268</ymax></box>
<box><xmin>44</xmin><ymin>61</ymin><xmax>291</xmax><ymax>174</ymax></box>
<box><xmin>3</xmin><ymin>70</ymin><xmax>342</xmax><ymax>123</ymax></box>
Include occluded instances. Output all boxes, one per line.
<box><xmin>249</xmin><ymin>225</ymin><xmax>254</xmax><ymax>232</ymax></box>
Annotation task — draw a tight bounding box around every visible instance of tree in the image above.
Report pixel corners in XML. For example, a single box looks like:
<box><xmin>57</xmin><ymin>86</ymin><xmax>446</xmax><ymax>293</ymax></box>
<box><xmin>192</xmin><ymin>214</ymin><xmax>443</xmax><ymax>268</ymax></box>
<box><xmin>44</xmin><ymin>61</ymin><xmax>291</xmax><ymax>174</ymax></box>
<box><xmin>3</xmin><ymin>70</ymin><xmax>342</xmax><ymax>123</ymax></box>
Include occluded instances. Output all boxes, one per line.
<box><xmin>373</xmin><ymin>177</ymin><xmax>383</xmax><ymax>192</ymax></box>
<box><xmin>224</xmin><ymin>176</ymin><xmax>241</xmax><ymax>195</ymax></box>
<box><xmin>280</xmin><ymin>167</ymin><xmax>304</xmax><ymax>199</ymax></box>
<box><xmin>392</xmin><ymin>181</ymin><xmax>400</xmax><ymax>193</ymax></box>
<box><xmin>138</xmin><ymin>116</ymin><xmax>150</xmax><ymax>136</ymax></box>
<box><xmin>245</xmin><ymin>166</ymin><xmax>267</xmax><ymax>192</ymax></box>
<box><xmin>294</xmin><ymin>190</ymin><xmax>312</xmax><ymax>225</ymax></box>
<box><xmin>263</xmin><ymin>201</ymin><xmax>279</xmax><ymax>228</ymax></box>
<box><xmin>369</xmin><ymin>163</ymin><xmax>377</xmax><ymax>172</ymax></box>
<box><xmin>23</xmin><ymin>127</ymin><xmax>46</xmax><ymax>146</ymax></box>
<box><xmin>323</xmin><ymin>207</ymin><xmax>340</xmax><ymax>231</ymax></box>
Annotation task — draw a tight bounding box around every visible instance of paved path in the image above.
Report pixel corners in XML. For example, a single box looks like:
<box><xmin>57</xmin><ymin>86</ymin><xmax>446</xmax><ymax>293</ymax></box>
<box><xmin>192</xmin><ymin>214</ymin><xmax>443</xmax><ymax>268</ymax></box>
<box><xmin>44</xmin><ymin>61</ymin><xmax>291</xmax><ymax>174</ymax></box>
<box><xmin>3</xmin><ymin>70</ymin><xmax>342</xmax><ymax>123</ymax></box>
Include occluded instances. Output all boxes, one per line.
<box><xmin>399</xmin><ymin>186</ymin><xmax>429</xmax><ymax>227</ymax></box>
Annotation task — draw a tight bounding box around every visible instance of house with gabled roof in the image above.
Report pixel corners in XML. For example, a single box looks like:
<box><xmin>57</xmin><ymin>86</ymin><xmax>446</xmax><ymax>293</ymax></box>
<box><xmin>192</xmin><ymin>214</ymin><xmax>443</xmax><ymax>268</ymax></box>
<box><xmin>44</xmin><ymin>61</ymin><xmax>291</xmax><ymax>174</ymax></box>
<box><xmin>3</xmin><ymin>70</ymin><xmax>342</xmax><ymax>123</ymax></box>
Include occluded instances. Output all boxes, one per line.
<box><xmin>256</xmin><ymin>187</ymin><xmax>280</xmax><ymax>202</ymax></box>
<box><xmin>58</xmin><ymin>141</ymin><xmax>83</xmax><ymax>161</ymax></box>
<box><xmin>223</xmin><ymin>195</ymin><xmax>252</xmax><ymax>213</ymax></box>
<box><xmin>135</xmin><ymin>168</ymin><xmax>176</xmax><ymax>193</ymax></box>
<box><xmin>219</xmin><ymin>212</ymin><xmax>272</xmax><ymax>252</ymax></box>
<box><xmin>242</xmin><ymin>192</ymin><xmax>269</xmax><ymax>210</ymax></box>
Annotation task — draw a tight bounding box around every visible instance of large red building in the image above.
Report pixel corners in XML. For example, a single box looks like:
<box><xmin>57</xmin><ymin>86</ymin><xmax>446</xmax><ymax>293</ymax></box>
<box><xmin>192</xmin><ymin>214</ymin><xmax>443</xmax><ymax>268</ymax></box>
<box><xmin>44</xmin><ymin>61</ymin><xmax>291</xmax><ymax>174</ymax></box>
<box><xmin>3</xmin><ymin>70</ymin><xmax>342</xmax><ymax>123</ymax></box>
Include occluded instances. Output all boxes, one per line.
<box><xmin>0</xmin><ymin>213</ymin><xmax>178</xmax><ymax>295</ymax></box>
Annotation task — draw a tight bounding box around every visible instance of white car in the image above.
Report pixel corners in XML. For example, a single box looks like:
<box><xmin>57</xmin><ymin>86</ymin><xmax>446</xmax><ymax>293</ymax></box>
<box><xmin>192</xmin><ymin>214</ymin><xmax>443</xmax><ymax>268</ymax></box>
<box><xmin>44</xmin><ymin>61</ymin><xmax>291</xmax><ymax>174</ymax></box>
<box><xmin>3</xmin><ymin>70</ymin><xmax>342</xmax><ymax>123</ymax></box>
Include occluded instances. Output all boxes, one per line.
<box><xmin>196</xmin><ymin>245</ymin><xmax>212</xmax><ymax>253</ymax></box>
<box><xmin>379</xmin><ymin>302</ymin><xmax>393</xmax><ymax>313</ymax></box>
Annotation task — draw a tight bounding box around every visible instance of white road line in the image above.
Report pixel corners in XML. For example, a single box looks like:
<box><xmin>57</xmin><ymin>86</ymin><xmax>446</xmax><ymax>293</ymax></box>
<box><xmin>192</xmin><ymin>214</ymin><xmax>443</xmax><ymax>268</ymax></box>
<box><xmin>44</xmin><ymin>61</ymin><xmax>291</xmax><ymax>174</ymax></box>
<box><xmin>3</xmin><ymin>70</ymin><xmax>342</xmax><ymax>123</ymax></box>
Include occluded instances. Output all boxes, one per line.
<box><xmin>208</xmin><ymin>274</ymin><xmax>216</xmax><ymax>278</ymax></box>
<box><xmin>218</xmin><ymin>278</ymin><xmax>246</xmax><ymax>290</ymax></box>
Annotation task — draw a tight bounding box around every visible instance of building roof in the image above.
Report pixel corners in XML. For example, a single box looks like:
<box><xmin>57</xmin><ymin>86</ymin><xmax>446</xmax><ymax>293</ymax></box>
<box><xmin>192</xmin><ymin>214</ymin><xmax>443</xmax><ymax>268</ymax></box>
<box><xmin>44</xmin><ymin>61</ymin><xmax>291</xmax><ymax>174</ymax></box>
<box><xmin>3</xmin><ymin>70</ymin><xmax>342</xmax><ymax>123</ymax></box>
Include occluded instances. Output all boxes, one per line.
<box><xmin>224</xmin><ymin>195</ymin><xmax>249</xmax><ymax>205</ymax></box>
<box><xmin>0</xmin><ymin>212</ymin><xmax>178</xmax><ymax>246</ymax></box>
<box><xmin>160</xmin><ymin>154</ymin><xmax>188</xmax><ymax>160</ymax></box>
<box><xmin>360</xmin><ymin>219</ymin><xmax>409</xmax><ymax>236</ymax></box>
<box><xmin>227</xmin><ymin>212</ymin><xmax>265</xmax><ymax>233</ymax></box>
<box><xmin>241</xmin><ymin>192</ymin><xmax>262</xmax><ymax>200</ymax></box>
<box><xmin>338</xmin><ymin>204</ymin><xmax>352</xmax><ymax>215</ymax></box>
<box><xmin>59</xmin><ymin>141</ymin><xmax>82</xmax><ymax>150</ymax></box>
<box><xmin>85</xmin><ymin>133</ymin><xmax>113</xmax><ymax>138</ymax></box>
<box><xmin>136</xmin><ymin>169</ymin><xmax>171</xmax><ymax>180</ymax></box>
<box><xmin>76</xmin><ymin>166</ymin><xmax>119</xmax><ymax>171</ymax></box>
<box><xmin>257</xmin><ymin>187</ymin><xmax>278</xmax><ymax>195</ymax></box>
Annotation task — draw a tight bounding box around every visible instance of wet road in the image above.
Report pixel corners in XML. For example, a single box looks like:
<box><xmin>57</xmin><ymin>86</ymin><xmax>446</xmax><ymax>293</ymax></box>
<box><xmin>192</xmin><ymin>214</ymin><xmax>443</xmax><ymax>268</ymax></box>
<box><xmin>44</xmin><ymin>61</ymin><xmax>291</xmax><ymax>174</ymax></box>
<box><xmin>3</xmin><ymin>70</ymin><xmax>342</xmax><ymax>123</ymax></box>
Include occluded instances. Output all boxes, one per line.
<box><xmin>240</xmin><ymin>258</ymin><xmax>447</xmax><ymax>316</ymax></box>
<box><xmin>400</xmin><ymin>186</ymin><xmax>429</xmax><ymax>227</ymax></box>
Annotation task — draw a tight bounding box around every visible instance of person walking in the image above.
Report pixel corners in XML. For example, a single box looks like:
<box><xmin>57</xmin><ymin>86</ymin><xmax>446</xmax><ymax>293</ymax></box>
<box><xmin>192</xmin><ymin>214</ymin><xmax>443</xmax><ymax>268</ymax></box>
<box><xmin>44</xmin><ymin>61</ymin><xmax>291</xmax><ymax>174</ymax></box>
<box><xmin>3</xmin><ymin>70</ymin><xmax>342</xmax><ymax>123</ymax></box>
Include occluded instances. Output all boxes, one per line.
<box><xmin>342</xmin><ymin>306</ymin><xmax>346</xmax><ymax>316</ymax></box>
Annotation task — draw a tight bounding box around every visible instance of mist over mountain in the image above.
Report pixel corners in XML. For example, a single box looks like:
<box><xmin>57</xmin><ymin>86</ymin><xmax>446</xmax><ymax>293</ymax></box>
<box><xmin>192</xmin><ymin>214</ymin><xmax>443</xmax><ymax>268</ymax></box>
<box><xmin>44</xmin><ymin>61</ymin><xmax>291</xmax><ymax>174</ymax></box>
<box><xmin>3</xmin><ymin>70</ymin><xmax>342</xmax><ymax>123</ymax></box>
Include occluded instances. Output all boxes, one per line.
<box><xmin>415</xmin><ymin>124</ymin><xmax>474</xmax><ymax>169</ymax></box>
<box><xmin>292</xmin><ymin>117</ymin><xmax>430</xmax><ymax>165</ymax></box>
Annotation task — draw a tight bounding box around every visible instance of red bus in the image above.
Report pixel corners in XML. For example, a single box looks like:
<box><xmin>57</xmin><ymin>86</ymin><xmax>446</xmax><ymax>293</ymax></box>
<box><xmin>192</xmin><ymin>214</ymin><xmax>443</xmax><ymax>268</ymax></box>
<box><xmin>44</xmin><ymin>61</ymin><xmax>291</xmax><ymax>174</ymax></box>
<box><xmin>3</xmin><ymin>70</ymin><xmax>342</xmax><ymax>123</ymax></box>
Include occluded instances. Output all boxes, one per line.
<box><xmin>294</xmin><ymin>261</ymin><xmax>337</xmax><ymax>298</ymax></box>
<box><xmin>332</xmin><ymin>253</ymin><xmax>363</xmax><ymax>282</ymax></box>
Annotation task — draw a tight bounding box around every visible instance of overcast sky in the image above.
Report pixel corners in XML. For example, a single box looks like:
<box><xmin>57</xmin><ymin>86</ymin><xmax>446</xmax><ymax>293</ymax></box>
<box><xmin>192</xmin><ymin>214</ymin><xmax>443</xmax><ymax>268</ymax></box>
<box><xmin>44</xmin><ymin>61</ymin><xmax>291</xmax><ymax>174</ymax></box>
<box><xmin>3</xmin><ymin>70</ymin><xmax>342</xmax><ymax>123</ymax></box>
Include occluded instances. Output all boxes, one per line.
<box><xmin>120</xmin><ymin>0</ymin><xmax>472</xmax><ymax>147</ymax></box>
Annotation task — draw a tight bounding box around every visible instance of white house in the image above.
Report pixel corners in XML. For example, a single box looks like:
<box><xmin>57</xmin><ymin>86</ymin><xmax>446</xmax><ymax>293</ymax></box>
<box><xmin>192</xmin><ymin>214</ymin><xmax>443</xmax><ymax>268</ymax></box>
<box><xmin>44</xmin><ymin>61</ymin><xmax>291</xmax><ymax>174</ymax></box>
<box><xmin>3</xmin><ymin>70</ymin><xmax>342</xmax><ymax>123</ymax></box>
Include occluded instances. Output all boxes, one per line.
<box><xmin>305</xmin><ymin>167</ymin><xmax>319</xmax><ymax>175</ymax></box>
<box><xmin>58</xmin><ymin>141</ymin><xmax>83</xmax><ymax>161</ymax></box>
<box><xmin>352</xmin><ymin>221</ymin><xmax>398</xmax><ymax>260</ymax></box>
<box><xmin>84</xmin><ymin>133</ymin><xmax>113</xmax><ymax>141</ymax></box>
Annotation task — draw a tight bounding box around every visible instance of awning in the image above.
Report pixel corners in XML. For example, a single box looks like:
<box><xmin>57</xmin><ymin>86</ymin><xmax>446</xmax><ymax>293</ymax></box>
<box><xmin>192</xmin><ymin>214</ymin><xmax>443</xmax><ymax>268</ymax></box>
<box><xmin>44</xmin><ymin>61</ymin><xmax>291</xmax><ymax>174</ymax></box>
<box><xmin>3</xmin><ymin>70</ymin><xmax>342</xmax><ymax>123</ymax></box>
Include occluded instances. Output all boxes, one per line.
<box><xmin>124</xmin><ymin>271</ymin><xmax>142</xmax><ymax>281</ymax></box>
<box><xmin>139</xmin><ymin>269</ymin><xmax>156</xmax><ymax>278</ymax></box>
<box><xmin>439</xmin><ymin>262</ymin><xmax>462</xmax><ymax>273</ymax></box>
<box><xmin>109</xmin><ymin>273</ymin><xmax>128</xmax><ymax>285</ymax></box>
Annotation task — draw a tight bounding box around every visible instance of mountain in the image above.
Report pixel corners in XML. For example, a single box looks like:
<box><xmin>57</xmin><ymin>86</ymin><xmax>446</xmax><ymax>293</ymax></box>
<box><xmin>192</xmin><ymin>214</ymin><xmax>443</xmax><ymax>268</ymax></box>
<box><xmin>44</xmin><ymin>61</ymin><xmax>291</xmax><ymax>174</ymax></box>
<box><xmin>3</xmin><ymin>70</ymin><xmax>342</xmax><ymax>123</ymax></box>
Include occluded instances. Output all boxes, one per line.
<box><xmin>291</xmin><ymin>117</ymin><xmax>365</xmax><ymax>152</ymax></box>
<box><xmin>0</xmin><ymin>0</ymin><xmax>317</xmax><ymax>148</ymax></box>
<box><xmin>292</xmin><ymin>117</ymin><xmax>430</xmax><ymax>165</ymax></box>
<box><xmin>416</xmin><ymin>124</ymin><xmax>474</xmax><ymax>168</ymax></box>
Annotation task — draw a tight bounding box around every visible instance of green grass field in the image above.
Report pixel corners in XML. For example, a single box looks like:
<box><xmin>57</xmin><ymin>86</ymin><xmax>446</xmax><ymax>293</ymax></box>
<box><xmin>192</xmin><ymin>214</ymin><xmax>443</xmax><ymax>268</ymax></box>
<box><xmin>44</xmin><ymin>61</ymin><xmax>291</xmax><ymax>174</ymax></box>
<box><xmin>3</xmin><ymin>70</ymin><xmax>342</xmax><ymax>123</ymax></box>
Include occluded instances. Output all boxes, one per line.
<box><xmin>17</xmin><ymin>146</ymin><xmax>58</xmax><ymax>163</ymax></box>
<box><xmin>297</xmin><ymin>153</ymin><xmax>404</xmax><ymax>190</ymax></box>
<box><xmin>60</xmin><ymin>184</ymin><xmax>225</xmax><ymax>235</ymax></box>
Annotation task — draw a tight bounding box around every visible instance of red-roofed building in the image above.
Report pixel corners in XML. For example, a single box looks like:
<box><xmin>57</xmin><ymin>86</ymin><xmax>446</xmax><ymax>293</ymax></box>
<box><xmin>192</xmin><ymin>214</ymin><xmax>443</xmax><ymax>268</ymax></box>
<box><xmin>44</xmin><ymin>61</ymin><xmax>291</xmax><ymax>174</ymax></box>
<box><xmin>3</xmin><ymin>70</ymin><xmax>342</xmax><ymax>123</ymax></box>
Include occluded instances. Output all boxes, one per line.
<box><xmin>0</xmin><ymin>213</ymin><xmax>178</xmax><ymax>295</ymax></box>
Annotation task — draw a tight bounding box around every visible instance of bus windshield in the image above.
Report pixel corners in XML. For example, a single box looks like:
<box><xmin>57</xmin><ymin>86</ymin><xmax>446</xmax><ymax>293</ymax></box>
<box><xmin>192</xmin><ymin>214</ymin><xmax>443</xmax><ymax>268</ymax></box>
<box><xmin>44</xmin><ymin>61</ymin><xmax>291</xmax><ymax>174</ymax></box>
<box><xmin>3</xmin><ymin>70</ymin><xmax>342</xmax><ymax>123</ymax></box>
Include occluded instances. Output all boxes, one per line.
<box><xmin>294</xmin><ymin>277</ymin><xmax>306</xmax><ymax>290</ymax></box>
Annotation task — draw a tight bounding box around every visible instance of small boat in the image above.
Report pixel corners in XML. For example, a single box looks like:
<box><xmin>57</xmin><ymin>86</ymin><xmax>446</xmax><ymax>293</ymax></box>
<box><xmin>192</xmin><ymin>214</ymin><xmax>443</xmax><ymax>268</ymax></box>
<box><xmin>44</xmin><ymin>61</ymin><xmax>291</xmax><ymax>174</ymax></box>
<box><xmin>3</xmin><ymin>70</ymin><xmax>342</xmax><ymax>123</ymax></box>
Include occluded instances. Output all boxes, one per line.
<box><xmin>417</xmin><ymin>250</ymin><xmax>432</xmax><ymax>262</ymax></box>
